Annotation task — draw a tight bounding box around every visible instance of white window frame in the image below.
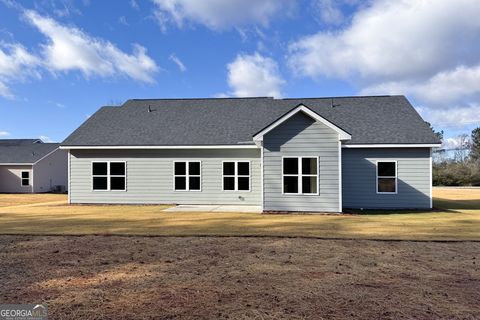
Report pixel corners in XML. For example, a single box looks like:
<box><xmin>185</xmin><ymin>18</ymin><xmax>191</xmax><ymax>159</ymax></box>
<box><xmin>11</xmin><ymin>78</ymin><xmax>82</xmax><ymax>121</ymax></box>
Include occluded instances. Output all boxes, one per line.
<box><xmin>282</xmin><ymin>156</ymin><xmax>319</xmax><ymax>195</ymax></box>
<box><xmin>173</xmin><ymin>161</ymin><xmax>202</xmax><ymax>192</ymax></box>
<box><xmin>91</xmin><ymin>161</ymin><xmax>127</xmax><ymax>192</ymax></box>
<box><xmin>20</xmin><ymin>171</ymin><xmax>30</xmax><ymax>187</ymax></box>
<box><xmin>376</xmin><ymin>160</ymin><xmax>398</xmax><ymax>194</ymax></box>
<box><xmin>222</xmin><ymin>161</ymin><xmax>251</xmax><ymax>192</ymax></box>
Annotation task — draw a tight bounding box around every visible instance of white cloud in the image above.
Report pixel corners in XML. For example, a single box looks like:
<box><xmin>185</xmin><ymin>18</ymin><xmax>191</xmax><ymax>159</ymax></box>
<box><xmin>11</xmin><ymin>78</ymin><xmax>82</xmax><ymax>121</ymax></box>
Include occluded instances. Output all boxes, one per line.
<box><xmin>152</xmin><ymin>0</ymin><xmax>294</xmax><ymax>31</ymax></box>
<box><xmin>226</xmin><ymin>52</ymin><xmax>285</xmax><ymax>98</ymax></box>
<box><xmin>0</xmin><ymin>131</ymin><xmax>10</xmax><ymax>137</ymax></box>
<box><xmin>362</xmin><ymin>64</ymin><xmax>480</xmax><ymax>105</ymax></box>
<box><xmin>169</xmin><ymin>53</ymin><xmax>186</xmax><ymax>72</ymax></box>
<box><xmin>416</xmin><ymin>104</ymin><xmax>480</xmax><ymax>129</ymax></box>
<box><xmin>0</xmin><ymin>42</ymin><xmax>40</xmax><ymax>98</ymax></box>
<box><xmin>288</xmin><ymin>0</ymin><xmax>480</xmax><ymax>132</ymax></box>
<box><xmin>0</xmin><ymin>81</ymin><xmax>13</xmax><ymax>98</ymax></box>
<box><xmin>23</xmin><ymin>10</ymin><xmax>158</xmax><ymax>83</ymax></box>
<box><xmin>130</xmin><ymin>0</ymin><xmax>139</xmax><ymax>10</ymax></box>
<box><xmin>39</xmin><ymin>135</ymin><xmax>53</xmax><ymax>142</ymax></box>
<box><xmin>442</xmin><ymin>135</ymin><xmax>471</xmax><ymax>150</ymax></box>
<box><xmin>313</xmin><ymin>0</ymin><xmax>345</xmax><ymax>25</ymax></box>
<box><xmin>118</xmin><ymin>16</ymin><xmax>129</xmax><ymax>26</ymax></box>
<box><xmin>289</xmin><ymin>0</ymin><xmax>480</xmax><ymax>82</ymax></box>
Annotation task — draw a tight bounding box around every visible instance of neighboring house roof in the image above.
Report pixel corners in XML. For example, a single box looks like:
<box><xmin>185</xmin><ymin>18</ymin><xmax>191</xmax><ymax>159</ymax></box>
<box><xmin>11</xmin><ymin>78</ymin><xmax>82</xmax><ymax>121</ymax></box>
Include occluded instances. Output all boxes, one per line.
<box><xmin>0</xmin><ymin>139</ymin><xmax>42</xmax><ymax>146</ymax></box>
<box><xmin>0</xmin><ymin>139</ymin><xmax>59</xmax><ymax>164</ymax></box>
<box><xmin>61</xmin><ymin>95</ymin><xmax>441</xmax><ymax>147</ymax></box>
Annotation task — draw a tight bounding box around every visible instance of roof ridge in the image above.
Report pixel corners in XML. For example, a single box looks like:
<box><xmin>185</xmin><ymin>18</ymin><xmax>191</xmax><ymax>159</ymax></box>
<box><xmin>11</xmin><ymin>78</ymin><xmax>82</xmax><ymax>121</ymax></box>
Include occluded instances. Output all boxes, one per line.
<box><xmin>280</xmin><ymin>95</ymin><xmax>401</xmax><ymax>100</ymax></box>
<box><xmin>127</xmin><ymin>97</ymin><xmax>274</xmax><ymax>102</ymax></box>
<box><xmin>123</xmin><ymin>95</ymin><xmax>403</xmax><ymax>104</ymax></box>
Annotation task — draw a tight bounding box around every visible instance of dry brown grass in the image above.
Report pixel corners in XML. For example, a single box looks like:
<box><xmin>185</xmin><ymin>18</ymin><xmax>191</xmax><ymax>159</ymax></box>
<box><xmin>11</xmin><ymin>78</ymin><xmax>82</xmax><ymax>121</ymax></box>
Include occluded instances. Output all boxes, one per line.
<box><xmin>0</xmin><ymin>193</ymin><xmax>66</xmax><ymax>207</ymax></box>
<box><xmin>0</xmin><ymin>188</ymin><xmax>478</xmax><ymax>240</ymax></box>
<box><xmin>0</xmin><ymin>235</ymin><xmax>478</xmax><ymax>319</ymax></box>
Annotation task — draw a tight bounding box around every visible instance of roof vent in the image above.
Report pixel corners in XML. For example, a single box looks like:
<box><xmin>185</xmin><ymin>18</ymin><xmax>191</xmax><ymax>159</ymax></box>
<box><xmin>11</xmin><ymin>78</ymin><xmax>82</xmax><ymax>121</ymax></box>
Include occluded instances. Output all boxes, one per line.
<box><xmin>148</xmin><ymin>105</ymin><xmax>152</xmax><ymax>112</ymax></box>
<box><xmin>331</xmin><ymin>98</ymin><xmax>340</xmax><ymax>108</ymax></box>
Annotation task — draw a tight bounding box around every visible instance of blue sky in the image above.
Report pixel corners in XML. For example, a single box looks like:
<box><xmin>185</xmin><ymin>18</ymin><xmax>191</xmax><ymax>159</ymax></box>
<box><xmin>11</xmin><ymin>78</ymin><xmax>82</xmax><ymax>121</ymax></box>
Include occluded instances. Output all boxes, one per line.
<box><xmin>0</xmin><ymin>0</ymin><xmax>479</xmax><ymax>148</ymax></box>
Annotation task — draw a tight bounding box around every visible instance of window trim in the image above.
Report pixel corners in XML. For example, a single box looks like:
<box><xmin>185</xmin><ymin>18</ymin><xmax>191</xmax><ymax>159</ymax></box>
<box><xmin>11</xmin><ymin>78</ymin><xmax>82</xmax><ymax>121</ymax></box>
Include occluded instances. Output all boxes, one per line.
<box><xmin>376</xmin><ymin>160</ymin><xmax>398</xmax><ymax>194</ymax></box>
<box><xmin>222</xmin><ymin>160</ymin><xmax>251</xmax><ymax>192</ymax></box>
<box><xmin>281</xmin><ymin>156</ymin><xmax>319</xmax><ymax>196</ymax></box>
<box><xmin>20</xmin><ymin>171</ymin><xmax>30</xmax><ymax>187</ymax></box>
<box><xmin>173</xmin><ymin>161</ymin><xmax>202</xmax><ymax>192</ymax></box>
<box><xmin>91</xmin><ymin>161</ymin><xmax>127</xmax><ymax>192</ymax></box>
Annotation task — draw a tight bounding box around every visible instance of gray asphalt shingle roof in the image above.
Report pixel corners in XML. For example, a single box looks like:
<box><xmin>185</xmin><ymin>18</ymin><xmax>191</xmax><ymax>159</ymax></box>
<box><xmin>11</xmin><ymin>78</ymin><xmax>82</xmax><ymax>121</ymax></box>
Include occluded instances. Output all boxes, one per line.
<box><xmin>0</xmin><ymin>140</ymin><xmax>59</xmax><ymax>164</ymax></box>
<box><xmin>61</xmin><ymin>95</ymin><xmax>440</xmax><ymax>146</ymax></box>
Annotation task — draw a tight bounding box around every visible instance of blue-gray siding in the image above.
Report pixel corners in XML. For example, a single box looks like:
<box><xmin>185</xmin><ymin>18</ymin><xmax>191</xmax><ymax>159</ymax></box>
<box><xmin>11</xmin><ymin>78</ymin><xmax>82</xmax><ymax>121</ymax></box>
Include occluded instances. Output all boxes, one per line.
<box><xmin>263</xmin><ymin>112</ymin><xmax>341</xmax><ymax>212</ymax></box>
<box><xmin>69</xmin><ymin>149</ymin><xmax>261</xmax><ymax>205</ymax></box>
<box><xmin>342</xmin><ymin>148</ymin><xmax>431</xmax><ymax>209</ymax></box>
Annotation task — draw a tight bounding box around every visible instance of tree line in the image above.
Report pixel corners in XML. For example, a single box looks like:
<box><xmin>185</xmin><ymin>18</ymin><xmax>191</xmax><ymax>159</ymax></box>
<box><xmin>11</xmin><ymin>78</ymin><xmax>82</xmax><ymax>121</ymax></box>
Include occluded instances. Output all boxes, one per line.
<box><xmin>431</xmin><ymin>125</ymin><xmax>480</xmax><ymax>186</ymax></box>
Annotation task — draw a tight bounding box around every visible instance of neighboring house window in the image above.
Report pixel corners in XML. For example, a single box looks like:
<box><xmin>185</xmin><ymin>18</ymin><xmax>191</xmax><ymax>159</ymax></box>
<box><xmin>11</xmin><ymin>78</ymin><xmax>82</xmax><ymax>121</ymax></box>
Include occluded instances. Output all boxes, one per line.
<box><xmin>283</xmin><ymin>157</ymin><xmax>318</xmax><ymax>195</ymax></box>
<box><xmin>21</xmin><ymin>171</ymin><xmax>30</xmax><ymax>186</ymax></box>
<box><xmin>174</xmin><ymin>161</ymin><xmax>201</xmax><ymax>191</ymax></box>
<box><xmin>92</xmin><ymin>162</ymin><xmax>126</xmax><ymax>191</ymax></box>
<box><xmin>377</xmin><ymin>161</ymin><xmax>397</xmax><ymax>194</ymax></box>
<box><xmin>223</xmin><ymin>161</ymin><xmax>250</xmax><ymax>191</ymax></box>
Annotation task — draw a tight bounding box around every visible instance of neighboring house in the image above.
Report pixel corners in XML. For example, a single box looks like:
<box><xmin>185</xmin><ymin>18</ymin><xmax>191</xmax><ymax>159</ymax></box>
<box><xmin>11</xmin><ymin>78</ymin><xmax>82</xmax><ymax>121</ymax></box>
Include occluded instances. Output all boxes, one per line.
<box><xmin>0</xmin><ymin>139</ymin><xmax>68</xmax><ymax>193</ymax></box>
<box><xmin>61</xmin><ymin>96</ymin><xmax>441</xmax><ymax>212</ymax></box>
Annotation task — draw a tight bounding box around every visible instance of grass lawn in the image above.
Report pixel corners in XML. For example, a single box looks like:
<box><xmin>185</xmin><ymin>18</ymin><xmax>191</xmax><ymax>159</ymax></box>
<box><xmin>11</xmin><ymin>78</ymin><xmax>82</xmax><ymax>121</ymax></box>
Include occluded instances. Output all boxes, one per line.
<box><xmin>0</xmin><ymin>187</ymin><xmax>478</xmax><ymax>240</ymax></box>
<box><xmin>0</xmin><ymin>193</ymin><xmax>66</xmax><ymax>207</ymax></box>
<box><xmin>1</xmin><ymin>189</ymin><xmax>479</xmax><ymax>319</ymax></box>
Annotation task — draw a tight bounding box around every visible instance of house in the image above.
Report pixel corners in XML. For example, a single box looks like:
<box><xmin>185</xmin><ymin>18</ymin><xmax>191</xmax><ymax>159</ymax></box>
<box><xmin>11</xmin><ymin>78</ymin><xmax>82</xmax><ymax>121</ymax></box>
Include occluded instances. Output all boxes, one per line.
<box><xmin>60</xmin><ymin>96</ymin><xmax>441</xmax><ymax>212</ymax></box>
<box><xmin>0</xmin><ymin>139</ymin><xmax>68</xmax><ymax>193</ymax></box>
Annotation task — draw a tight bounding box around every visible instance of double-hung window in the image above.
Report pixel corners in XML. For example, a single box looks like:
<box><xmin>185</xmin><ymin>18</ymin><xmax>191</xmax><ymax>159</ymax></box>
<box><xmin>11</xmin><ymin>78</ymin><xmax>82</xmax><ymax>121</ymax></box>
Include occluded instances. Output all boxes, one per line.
<box><xmin>174</xmin><ymin>161</ymin><xmax>201</xmax><ymax>191</ymax></box>
<box><xmin>92</xmin><ymin>162</ymin><xmax>126</xmax><ymax>191</ymax></box>
<box><xmin>282</xmin><ymin>157</ymin><xmax>318</xmax><ymax>195</ymax></box>
<box><xmin>376</xmin><ymin>161</ymin><xmax>397</xmax><ymax>194</ymax></box>
<box><xmin>21</xmin><ymin>171</ymin><xmax>30</xmax><ymax>186</ymax></box>
<box><xmin>223</xmin><ymin>161</ymin><xmax>250</xmax><ymax>191</ymax></box>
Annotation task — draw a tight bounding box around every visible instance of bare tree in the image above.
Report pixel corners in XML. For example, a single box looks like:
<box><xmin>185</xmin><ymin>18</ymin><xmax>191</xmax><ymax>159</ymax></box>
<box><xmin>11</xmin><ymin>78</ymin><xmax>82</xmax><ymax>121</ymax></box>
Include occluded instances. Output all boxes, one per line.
<box><xmin>453</xmin><ymin>134</ymin><xmax>471</xmax><ymax>163</ymax></box>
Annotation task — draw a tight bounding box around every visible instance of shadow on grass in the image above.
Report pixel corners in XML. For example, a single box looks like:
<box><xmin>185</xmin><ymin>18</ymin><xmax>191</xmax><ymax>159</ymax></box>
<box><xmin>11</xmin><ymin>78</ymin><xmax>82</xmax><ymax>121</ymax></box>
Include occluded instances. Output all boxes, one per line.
<box><xmin>344</xmin><ymin>208</ymin><xmax>439</xmax><ymax>216</ymax></box>
<box><xmin>433</xmin><ymin>198</ymin><xmax>480</xmax><ymax>210</ymax></box>
<box><xmin>346</xmin><ymin>197</ymin><xmax>480</xmax><ymax>215</ymax></box>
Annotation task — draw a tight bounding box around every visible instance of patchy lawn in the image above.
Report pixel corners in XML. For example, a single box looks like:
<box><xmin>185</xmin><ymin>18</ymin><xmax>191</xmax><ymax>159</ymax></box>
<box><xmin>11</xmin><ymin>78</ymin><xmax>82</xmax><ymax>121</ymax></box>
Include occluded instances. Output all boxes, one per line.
<box><xmin>0</xmin><ymin>187</ymin><xmax>478</xmax><ymax>240</ymax></box>
<box><xmin>1</xmin><ymin>190</ymin><xmax>479</xmax><ymax>318</ymax></box>
<box><xmin>0</xmin><ymin>236</ymin><xmax>478</xmax><ymax>319</ymax></box>
<box><xmin>0</xmin><ymin>193</ymin><xmax>66</xmax><ymax>207</ymax></box>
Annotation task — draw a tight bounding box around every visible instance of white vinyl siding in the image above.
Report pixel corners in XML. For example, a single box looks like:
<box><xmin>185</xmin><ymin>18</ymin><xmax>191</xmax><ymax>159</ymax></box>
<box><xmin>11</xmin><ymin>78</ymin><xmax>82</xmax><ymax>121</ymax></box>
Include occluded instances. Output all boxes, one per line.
<box><xmin>0</xmin><ymin>166</ymin><xmax>33</xmax><ymax>193</ymax></box>
<box><xmin>69</xmin><ymin>149</ymin><xmax>261</xmax><ymax>205</ymax></box>
<box><xmin>342</xmin><ymin>148</ymin><xmax>431</xmax><ymax>209</ymax></box>
<box><xmin>263</xmin><ymin>112</ymin><xmax>341</xmax><ymax>212</ymax></box>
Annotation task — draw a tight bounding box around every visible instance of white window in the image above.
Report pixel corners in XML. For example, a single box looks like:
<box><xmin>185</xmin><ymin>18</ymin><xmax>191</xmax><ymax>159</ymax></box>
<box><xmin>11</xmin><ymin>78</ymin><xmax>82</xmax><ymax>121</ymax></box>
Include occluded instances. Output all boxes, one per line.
<box><xmin>376</xmin><ymin>161</ymin><xmax>397</xmax><ymax>194</ymax></box>
<box><xmin>92</xmin><ymin>162</ymin><xmax>126</xmax><ymax>191</ymax></box>
<box><xmin>223</xmin><ymin>161</ymin><xmax>250</xmax><ymax>191</ymax></box>
<box><xmin>174</xmin><ymin>161</ymin><xmax>201</xmax><ymax>191</ymax></box>
<box><xmin>282</xmin><ymin>157</ymin><xmax>318</xmax><ymax>195</ymax></box>
<box><xmin>21</xmin><ymin>171</ymin><xmax>30</xmax><ymax>186</ymax></box>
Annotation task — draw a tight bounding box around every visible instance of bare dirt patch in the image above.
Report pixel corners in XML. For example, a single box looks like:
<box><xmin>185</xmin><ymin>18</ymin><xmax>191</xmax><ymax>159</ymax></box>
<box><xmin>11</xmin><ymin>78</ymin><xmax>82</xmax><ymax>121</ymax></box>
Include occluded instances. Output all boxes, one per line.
<box><xmin>0</xmin><ymin>236</ymin><xmax>478</xmax><ymax>319</ymax></box>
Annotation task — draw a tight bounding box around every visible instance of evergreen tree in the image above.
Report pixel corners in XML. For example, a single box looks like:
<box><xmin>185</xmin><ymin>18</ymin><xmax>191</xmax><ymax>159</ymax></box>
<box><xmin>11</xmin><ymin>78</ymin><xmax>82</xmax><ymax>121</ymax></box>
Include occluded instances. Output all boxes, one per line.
<box><xmin>425</xmin><ymin>121</ymin><xmax>444</xmax><ymax>142</ymax></box>
<box><xmin>471</xmin><ymin>127</ymin><xmax>480</xmax><ymax>161</ymax></box>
